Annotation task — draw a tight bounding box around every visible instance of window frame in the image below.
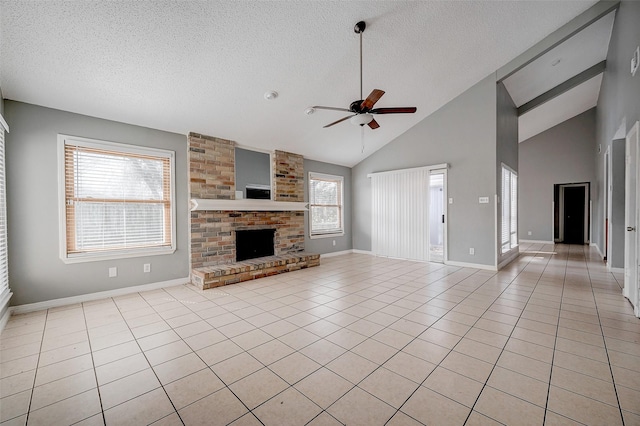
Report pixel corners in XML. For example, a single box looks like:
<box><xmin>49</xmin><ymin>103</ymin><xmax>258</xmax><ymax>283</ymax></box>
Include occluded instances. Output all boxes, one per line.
<box><xmin>0</xmin><ymin>116</ymin><xmax>10</xmax><ymax>307</ymax></box>
<box><xmin>57</xmin><ymin>134</ymin><xmax>176</xmax><ymax>263</ymax></box>
<box><xmin>308</xmin><ymin>171</ymin><xmax>345</xmax><ymax>239</ymax></box>
<box><xmin>501</xmin><ymin>164</ymin><xmax>518</xmax><ymax>254</ymax></box>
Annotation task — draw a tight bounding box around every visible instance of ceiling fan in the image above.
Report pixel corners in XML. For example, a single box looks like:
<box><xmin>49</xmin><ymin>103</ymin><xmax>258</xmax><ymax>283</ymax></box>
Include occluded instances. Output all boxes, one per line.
<box><xmin>312</xmin><ymin>21</ymin><xmax>417</xmax><ymax>130</ymax></box>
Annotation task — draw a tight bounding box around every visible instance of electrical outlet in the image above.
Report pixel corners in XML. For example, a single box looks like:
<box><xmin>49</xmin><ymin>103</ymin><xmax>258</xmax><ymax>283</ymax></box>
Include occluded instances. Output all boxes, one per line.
<box><xmin>332</xmin><ymin>240</ymin><xmax>336</xmax><ymax>246</ymax></box>
<box><xmin>449</xmin><ymin>198</ymin><xmax>453</xmax><ymax>204</ymax></box>
<box><xmin>528</xmin><ymin>231</ymin><xmax>532</xmax><ymax>236</ymax></box>
<box><xmin>479</xmin><ymin>197</ymin><xmax>489</xmax><ymax>204</ymax></box>
<box><xmin>144</xmin><ymin>263</ymin><xmax>151</xmax><ymax>273</ymax></box>
<box><xmin>469</xmin><ymin>248</ymin><xmax>475</xmax><ymax>255</ymax></box>
<box><xmin>108</xmin><ymin>267</ymin><xmax>117</xmax><ymax>278</ymax></box>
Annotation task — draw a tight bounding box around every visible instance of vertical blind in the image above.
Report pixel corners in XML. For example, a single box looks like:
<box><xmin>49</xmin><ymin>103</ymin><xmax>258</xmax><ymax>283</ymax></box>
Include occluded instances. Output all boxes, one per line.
<box><xmin>64</xmin><ymin>142</ymin><xmax>173</xmax><ymax>255</ymax></box>
<box><xmin>309</xmin><ymin>172</ymin><xmax>343</xmax><ymax>235</ymax></box>
<box><xmin>501</xmin><ymin>166</ymin><xmax>518</xmax><ymax>253</ymax></box>
<box><xmin>372</xmin><ymin>168</ymin><xmax>430</xmax><ymax>261</ymax></box>
<box><xmin>0</xmin><ymin>125</ymin><xmax>8</xmax><ymax>297</ymax></box>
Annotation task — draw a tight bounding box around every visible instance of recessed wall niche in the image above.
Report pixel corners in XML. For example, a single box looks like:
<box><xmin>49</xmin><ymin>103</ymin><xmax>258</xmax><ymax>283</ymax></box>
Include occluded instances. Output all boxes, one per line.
<box><xmin>235</xmin><ymin>147</ymin><xmax>271</xmax><ymax>199</ymax></box>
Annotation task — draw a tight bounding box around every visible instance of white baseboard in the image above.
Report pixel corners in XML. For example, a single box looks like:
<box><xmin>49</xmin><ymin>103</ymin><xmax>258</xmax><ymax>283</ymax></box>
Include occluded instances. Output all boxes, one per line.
<box><xmin>498</xmin><ymin>249</ymin><xmax>520</xmax><ymax>270</ymax></box>
<box><xmin>320</xmin><ymin>250</ymin><xmax>354</xmax><ymax>258</ymax></box>
<box><xmin>519</xmin><ymin>240</ymin><xmax>555</xmax><ymax>244</ymax></box>
<box><xmin>609</xmin><ymin>267</ymin><xmax>624</xmax><ymax>274</ymax></box>
<box><xmin>0</xmin><ymin>308</ymin><xmax>11</xmax><ymax>334</ymax></box>
<box><xmin>11</xmin><ymin>277</ymin><xmax>190</xmax><ymax>315</ymax></box>
<box><xmin>590</xmin><ymin>242</ymin><xmax>604</xmax><ymax>258</ymax></box>
<box><xmin>444</xmin><ymin>260</ymin><xmax>497</xmax><ymax>271</ymax></box>
<box><xmin>352</xmin><ymin>249</ymin><xmax>373</xmax><ymax>255</ymax></box>
<box><xmin>0</xmin><ymin>298</ymin><xmax>13</xmax><ymax>335</ymax></box>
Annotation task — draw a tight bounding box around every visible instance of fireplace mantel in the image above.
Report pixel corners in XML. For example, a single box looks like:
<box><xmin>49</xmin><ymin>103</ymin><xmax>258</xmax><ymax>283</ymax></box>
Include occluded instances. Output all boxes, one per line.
<box><xmin>190</xmin><ymin>198</ymin><xmax>308</xmax><ymax>212</ymax></box>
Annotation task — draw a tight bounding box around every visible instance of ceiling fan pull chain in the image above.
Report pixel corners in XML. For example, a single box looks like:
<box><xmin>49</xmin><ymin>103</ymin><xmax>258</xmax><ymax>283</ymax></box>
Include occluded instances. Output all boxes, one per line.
<box><xmin>361</xmin><ymin>126</ymin><xmax>365</xmax><ymax>153</ymax></box>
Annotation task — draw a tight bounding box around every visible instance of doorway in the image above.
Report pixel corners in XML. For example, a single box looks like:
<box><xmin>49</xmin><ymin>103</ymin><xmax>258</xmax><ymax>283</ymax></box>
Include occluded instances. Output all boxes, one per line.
<box><xmin>624</xmin><ymin>121</ymin><xmax>639</xmax><ymax>317</ymax></box>
<box><xmin>428</xmin><ymin>170</ymin><xmax>447</xmax><ymax>263</ymax></box>
<box><xmin>554</xmin><ymin>182</ymin><xmax>590</xmax><ymax>244</ymax></box>
<box><xmin>604</xmin><ymin>147</ymin><xmax>610</xmax><ymax>262</ymax></box>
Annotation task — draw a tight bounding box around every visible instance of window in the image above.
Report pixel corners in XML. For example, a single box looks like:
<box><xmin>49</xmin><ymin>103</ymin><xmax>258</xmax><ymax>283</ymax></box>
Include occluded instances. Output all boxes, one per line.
<box><xmin>309</xmin><ymin>172</ymin><xmax>344</xmax><ymax>237</ymax></box>
<box><xmin>59</xmin><ymin>135</ymin><xmax>175</xmax><ymax>262</ymax></box>
<box><xmin>501</xmin><ymin>165</ymin><xmax>518</xmax><ymax>254</ymax></box>
<box><xmin>0</xmin><ymin>118</ymin><xmax>9</xmax><ymax>303</ymax></box>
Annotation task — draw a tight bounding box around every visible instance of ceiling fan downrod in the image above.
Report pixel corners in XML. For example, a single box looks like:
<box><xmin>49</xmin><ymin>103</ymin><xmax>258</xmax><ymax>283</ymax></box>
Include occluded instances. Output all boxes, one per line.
<box><xmin>354</xmin><ymin>21</ymin><xmax>366</xmax><ymax>101</ymax></box>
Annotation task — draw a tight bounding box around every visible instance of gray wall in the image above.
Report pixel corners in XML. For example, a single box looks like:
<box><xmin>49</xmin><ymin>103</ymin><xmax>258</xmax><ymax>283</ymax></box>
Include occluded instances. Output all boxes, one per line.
<box><xmin>352</xmin><ymin>74</ymin><xmax>498</xmax><ymax>266</ymax></box>
<box><xmin>593</xmin><ymin>0</ymin><xmax>640</xmax><ymax>256</ymax></box>
<box><xmin>304</xmin><ymin>159</ymin><xmax>352</xmax><ymax>254</ymax></box>
<box><xmin>235</xmin><ymin>147</ymin><xmax>270</xmax><ymax>198</ymax></box>
<box><xmin>496</xmin><ymin>81</ymin><xmax>519</xmax><ymax>262</ymax></box>
<box><xmin>5</xmin><ymin>101</ymin><xmax>189</xmax><ymax>305</ymax></box>
<box><xmin>519</xmin><ymin>109</ymin><xmax>596</xmax><ymax>242</ymax></box>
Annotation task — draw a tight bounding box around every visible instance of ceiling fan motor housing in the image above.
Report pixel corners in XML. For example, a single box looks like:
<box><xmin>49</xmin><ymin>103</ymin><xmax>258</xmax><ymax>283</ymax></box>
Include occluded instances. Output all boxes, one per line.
<box><xmin>350</xmin><ymin>100</ymin><xmax>365</xmax><ymax>113</ymax></box>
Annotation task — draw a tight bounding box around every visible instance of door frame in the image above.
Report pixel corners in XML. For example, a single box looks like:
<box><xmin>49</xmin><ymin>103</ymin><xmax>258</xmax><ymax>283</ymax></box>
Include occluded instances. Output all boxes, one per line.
<box><xmin>555</xmin><ymin>182</ymin><xmax>590</xmax><ymax>244</ymax></box>
<box><xmin>624</xmin><ymin>121</ymin><xmax>640</xmax><ymax>317</ymax></box>
<box><xmin>428</xmin><ymin>168</ymin><xmax>448</xmax><ymax>263</ymax></box>
<box><xmin>604</xmin><ymin>146</ymin><xmax>611</xmax><ymax>263</ymax></box>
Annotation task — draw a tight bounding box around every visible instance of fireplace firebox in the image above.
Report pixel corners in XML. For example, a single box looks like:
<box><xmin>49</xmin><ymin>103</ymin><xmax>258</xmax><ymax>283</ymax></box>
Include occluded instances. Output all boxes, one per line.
<box><xmin>236</xmin><ymin>229</ymin><xmax>275</xmax><ymax>262</ymax></box>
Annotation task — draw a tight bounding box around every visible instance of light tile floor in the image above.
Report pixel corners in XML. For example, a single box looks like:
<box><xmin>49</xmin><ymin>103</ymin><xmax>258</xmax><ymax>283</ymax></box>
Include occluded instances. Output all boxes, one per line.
<box><xmin>1</xmin><ymin>244</ymin><xmax>639</xmax><ymax>425</ymax></box>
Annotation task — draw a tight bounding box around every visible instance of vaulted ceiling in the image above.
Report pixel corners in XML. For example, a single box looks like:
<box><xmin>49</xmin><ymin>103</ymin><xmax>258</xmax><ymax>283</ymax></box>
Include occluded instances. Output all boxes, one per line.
<box><xmin>0</xmin><ymin>1</ymin><xmax>599</xmax><ymax>166</ymax></box>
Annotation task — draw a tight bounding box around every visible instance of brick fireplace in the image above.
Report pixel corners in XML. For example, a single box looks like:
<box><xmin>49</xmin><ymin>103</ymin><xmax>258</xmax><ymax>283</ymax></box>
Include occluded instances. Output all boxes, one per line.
<box><xmin>188</xmin><ymin>133</ymin><xmax>319</xmax><ymax>289</ymax></box>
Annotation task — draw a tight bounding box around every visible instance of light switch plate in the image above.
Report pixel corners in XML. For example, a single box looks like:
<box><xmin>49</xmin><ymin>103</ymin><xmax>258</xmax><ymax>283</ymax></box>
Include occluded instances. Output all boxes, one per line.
<box><xmin>108</xmin><ymin>267</ymin><xmax>117</xmax><ymax>278</ymax></box>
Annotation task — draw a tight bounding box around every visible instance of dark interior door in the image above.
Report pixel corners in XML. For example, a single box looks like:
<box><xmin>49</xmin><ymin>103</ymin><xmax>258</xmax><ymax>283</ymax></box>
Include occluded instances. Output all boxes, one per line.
<box><xmin>564</xmin><ymin>186</ymin><xmax>585</xmax><ymax>244</ymax></box>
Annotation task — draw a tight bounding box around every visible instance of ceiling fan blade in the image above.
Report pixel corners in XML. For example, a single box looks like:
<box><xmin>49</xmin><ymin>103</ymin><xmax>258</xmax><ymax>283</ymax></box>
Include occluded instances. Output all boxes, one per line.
<box><xmin>367</xmin><ymin>118</ymin><xmax>380</xmax><ymax>129</ymax></box>
<box><xmin>323</xmin><ymin>115</ymin><xmax>354</xmax><ymax>128</ymax></box>
<box><xmin>313</xmin><ymin>106</ymin><xmax>352</xmax><ymax>112</ymax></box>
<box><xmin>360</xmin><ymin>89</ymin><xmax>385</xmax><ymax>111</ymax></box>
<box><xmin>371</xmin><ymin>107</ymin><xmax>417</xmax><ymax>114</ymax></box>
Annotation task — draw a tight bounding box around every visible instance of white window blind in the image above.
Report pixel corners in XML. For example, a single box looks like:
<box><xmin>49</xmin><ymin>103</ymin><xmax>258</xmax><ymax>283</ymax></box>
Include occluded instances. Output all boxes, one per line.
<box><xmin>60</xmin><ymin>136</ymin><xmax>175</xmax><ymax>261</ymax></box>
<box><xmin>0</xmin><ymin>125</ymin><xmax>8</xmax><ymax>298</ymax></box>
<box><xmin>371</xmin><ymin>168</ymin><xmax>430</xmax><ymax>261</ymax></box>
<box><xmin>309</xmin><ymin>172</ymin><xmax>344</xmax><ymax>236</ymax></box>
<box><xmin>501</xmin><ymin>165</ymin><xmax>518</xmax><ymax>254</ymax></box>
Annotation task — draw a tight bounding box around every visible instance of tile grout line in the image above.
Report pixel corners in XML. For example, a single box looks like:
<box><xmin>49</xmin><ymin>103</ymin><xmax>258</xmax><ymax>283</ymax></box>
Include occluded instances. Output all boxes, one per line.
<box><xmin>23</xmin><ymin>309</ymin><xmax>48</xmax><ymax>426</ymax></box>
<box><xmin>110</xmin><ymin>292</ymin><xmax>188</xmax><ymax>426</ymax></box>
<box><xmin>540</xmin><ymin>243</ymin><xmax>569</xmax><ymax>425</ymax></box>
<box><xmin>193</xmin><ymin>260</ymin><xmax>467</xmax><ymax>424</ymax></box>
<box><xmin>145</xmin><ymin>288</ymin><xmax>268</xmax><ymax>426</ymax></box>
<box><xmin>459</xmin><ymin>243</ymin><xmax>561</xmax><ymax>425</ymax></box>
<box><xmin>356</xmin><ymin>248</ymin><xmax>551</xmax><ymax>424</ymax></box>
<box><xmin>585</xmin><ymin>248</ymin><xmax>627</xmax><ymax>426</ymax></box>
<box><xmin>80</xmin><ymin>301</ymin><xmax>108</xmax><ymax>426</ymax></box>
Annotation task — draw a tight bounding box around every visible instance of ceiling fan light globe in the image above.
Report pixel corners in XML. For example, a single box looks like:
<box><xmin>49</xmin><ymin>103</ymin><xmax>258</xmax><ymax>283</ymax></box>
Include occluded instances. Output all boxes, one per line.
<box><xmin>350</xmin><ymin>114</ymin><xmax>374</xmax><ymax>126</ymax></box>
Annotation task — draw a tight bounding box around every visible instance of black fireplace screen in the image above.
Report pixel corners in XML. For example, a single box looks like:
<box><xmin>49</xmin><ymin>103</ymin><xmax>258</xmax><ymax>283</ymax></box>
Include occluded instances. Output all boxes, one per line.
<box><xmin>236</xmin><ymin>229</ymin><xmax>275</xmax><ymax>261</ymax></box>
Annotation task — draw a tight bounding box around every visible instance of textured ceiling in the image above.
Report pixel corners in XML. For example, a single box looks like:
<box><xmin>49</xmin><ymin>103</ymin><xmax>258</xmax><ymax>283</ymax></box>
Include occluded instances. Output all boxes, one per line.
<box><xmin>0</xmin><ymin>1</ymin><xmax>598</xmax><ymax>166</ymax></box>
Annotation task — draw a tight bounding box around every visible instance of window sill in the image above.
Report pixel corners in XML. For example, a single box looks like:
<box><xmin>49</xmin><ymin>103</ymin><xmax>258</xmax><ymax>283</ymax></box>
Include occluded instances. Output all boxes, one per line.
<box><xmin>61</xmin><ymin>247</ymin><xmax>176</xmax><ymax>264</ymax></box>
<box><xmin>310</xmin><ymin>232</ymin><xmax>345</xmax><ymax>240</ymax></box>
